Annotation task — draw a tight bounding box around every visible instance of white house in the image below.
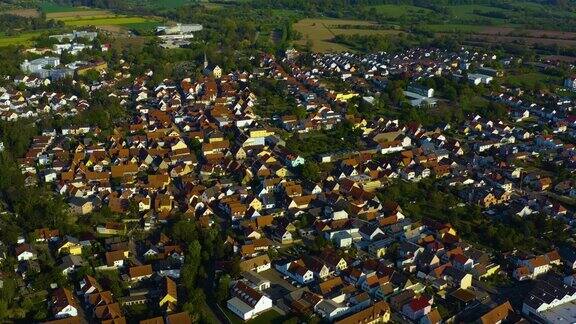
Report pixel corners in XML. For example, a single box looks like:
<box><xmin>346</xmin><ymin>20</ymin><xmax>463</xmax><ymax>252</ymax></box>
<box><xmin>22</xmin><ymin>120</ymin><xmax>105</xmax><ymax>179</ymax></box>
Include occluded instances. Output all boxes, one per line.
<box><xmin>51</xmin><ymin>288</ymin><xmax>78</xmax><ymax>319</ymax></box>
<box><xmin>15</xmin><ymin>244</ymin><xmax>36</xmax><ymax>261</ymax></box>
<box><xmin>275</xmin><ymin>259</ymin><xmax>314</xmax><ymax>285</ymax></box>
<box><xmin>227</xmin><ymin>281</ymin><xmax>272</xmax><ymax>320</ymax></box>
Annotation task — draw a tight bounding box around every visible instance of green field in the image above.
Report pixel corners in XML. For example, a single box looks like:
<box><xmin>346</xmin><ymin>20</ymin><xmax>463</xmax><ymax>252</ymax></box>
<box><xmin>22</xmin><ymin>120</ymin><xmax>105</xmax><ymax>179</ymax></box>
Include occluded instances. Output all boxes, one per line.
<box><xmin>505</xmin><ymin>72</ymin><xmax>561</xmax><ymax>88</ymax></box>
<box><xmin>39</xmin><ymin>3</ymin><xmax>86</xmax><ymax>13</ymax></box>
<box><xmin>38</xmin><ymin>5</ymin><xmax>162</xmax><ymax>32</ymax></box>
<box><xmin>449</xmin><ymin>4</ymin><xmax>511</xmax><ymax>21</ymax></box>
<box><xmin>0</xmin><ymin>31</ymin><xmax>43</xmax><ymax>47</ymax></box>
<box><xmin>370</xmin><ymin>4</ymin><xmax>433</xmax><ymax>17</ymax></box>
<box><xmin>294</xmin><ymin>18</ymin><xmax>403</xmax><ymax>53</ymax></box>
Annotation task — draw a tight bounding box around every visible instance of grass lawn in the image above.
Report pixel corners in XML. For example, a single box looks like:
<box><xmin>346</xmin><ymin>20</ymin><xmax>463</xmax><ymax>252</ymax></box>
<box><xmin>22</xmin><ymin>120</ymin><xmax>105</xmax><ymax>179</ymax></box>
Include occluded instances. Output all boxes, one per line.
<box><xmin>123</xmin><ymin>21</ymin><xmax>163</xmax><ymax>33</ymax></box>
<box><xmin>504</xmin><ymin>72</ymin><xmax>561</xmax><ymax>88</ymax></box>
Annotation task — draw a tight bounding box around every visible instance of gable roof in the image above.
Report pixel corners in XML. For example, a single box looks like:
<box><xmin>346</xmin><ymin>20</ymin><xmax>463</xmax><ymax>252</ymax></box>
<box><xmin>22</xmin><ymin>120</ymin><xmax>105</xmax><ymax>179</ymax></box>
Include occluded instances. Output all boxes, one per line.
<box><xmin>335</xmin><ymin>300</ymin><xmax>390</xmax><ymax>324</ymax></box>
<box><xmin>479</xmin><ymin>301</ymin><xmax>514</xmax><ymax>324</ymax></box>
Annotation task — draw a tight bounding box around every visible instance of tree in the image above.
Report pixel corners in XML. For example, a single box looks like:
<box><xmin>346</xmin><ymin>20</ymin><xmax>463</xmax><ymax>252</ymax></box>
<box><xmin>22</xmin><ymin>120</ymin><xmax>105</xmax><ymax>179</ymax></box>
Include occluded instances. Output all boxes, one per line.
<box><xmin>300</xmin><ymin>161</ymin><xmax>320</xmax><ymax>182</ymax></box>
<box><xmin>215</xmin><ymin>274</ymin><xmax>231</xmax><ymax>303</ymax></box>
<box><xmin>294</xmin><ymin>106</ymin><xmax>307</xmax><ymax>120</ymax></box>
<box><xmin>182</xmin><ymin>240</ymin><xmax>202</xmax><ymax>290</ymax></box>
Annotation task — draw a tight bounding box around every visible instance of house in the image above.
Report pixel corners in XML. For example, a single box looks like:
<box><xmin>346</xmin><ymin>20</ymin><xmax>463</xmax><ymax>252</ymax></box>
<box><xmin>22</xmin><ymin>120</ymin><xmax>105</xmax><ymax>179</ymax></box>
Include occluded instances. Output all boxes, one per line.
<box><xmin>15</xmin><ymin>243</ymin><xmax>36</xmax><ymax>261</ymax></box>
<box><xmin>273</xmin><ymin>227</ymin><xmax>293</xmax><ymax>244</ymax></box>
<box><xmin>227</xmin><ymin>281</ymin><xmax>273</xmax><ymax>320</ymax></box>
<box><xmin>79</xmin><ymin>275</ymin><xmax>101</xmax><ymax>295</ymax></box>
<box><xmin>477</xmin><ymin>301</ymin><xmax>514</xmax><ymax>324</ymax></box>
<box><xmin>242</xmin><ymin>271</ymin><xmax>271</xmax><ymax>291</ymax></box>
<box><xmin>68</xmin><ymin>196</ymin><xmax>94</xmax><ymax>215</ymax></box>
<box><xmin>159</xmin><ymin>277</ymin><xmax>178</xmax><ymax>312</ymax></box>
<box><xmin>166</xmin><ymin>312</ymin><xmax>193</xmax><ymax>324</ymax></box>
<box><xmin>57</xmin><ymin>237</ymin><xmax>83</xmax><ymax>255</ymax></box>
<box><xmin>522</xmin><ymin>275</ymin><xmax>576</xmax><ymax>321</ymax></box>
<box><xmin>320</xmin><ymin>249</ymin><xmax>348</xmax><ymax>272</ymax></box>
<box><xmin>105</xmin><ymin>250</ymin><xmax>126</xmax><ymax>268</ymax></box>
<box><xmin>51</xmin><ymin>288</ymin><xmax>78</xmax><ymax>319</ymax></box>
<box><xmin>97</xmin><ymin>222</ymin><xmax>126</xmax><ymax>235</ymax></box>
<box><xmin>335</xmin><ymin>300</ymin><xmax>391</xmax><ymax>324</ymax></box>
<box><xmin>93</xmin><ymin>302</ymin><xmax>123</xmax><ymax>322</ymax></box>
<box><xmin>303</xmin><ymin>256</ymin><xmax>331</xmax><ymax>279</ymax></box>
<box><xmin>442</xmin><ymin>267</ymin><xmax>473</xmax><ymax>289</ymax></box>
<box><xmin>129</xmin><ymin>264</ymin><xmax>153</xmax><ymax>281</ymax></box>
<box><xmin>239</xmin><ymin>255</ymin><xmax>272</xmax><ymax>273</ymax></box>
<box><xmin>59</xmin><ymin>255</ymin><xmax>86</xmax><ymax>275</ymax></box>
<box><xmin>402</xmin><ymin>296</ymin><xmax>432</xmax><ymax>320</ymax></box>
<box><xmin>275</xmin><ymin>259</ymin><xmax>314</xmax><ymax>285</ymax></box>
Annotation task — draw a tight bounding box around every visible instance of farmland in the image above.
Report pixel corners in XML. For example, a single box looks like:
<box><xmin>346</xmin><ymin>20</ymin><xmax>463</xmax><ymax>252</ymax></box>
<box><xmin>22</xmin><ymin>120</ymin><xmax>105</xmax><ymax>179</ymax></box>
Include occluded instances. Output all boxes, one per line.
<box><xmin>369</xmin><ymin>4</ymin><xmax>433</xmax><ymax>18</ymax></box>
<box><xmin>40</xmin><ymin>6</ymin><xmax>162</xmax><ymax>34</ymax></box>
<box><xmin>3</xmin><ymin>8</ymin><xmax>40</xmax><ymax>17</ymax></box>
<box><xmin>293</xmin><ymin>18</ymin><xmax>403</xmax><ymax>53</ymax></box>
<box><xmin>0</xmin><ymin>31</ymin><xmax>43</xmax><ymax>47</ymax></box>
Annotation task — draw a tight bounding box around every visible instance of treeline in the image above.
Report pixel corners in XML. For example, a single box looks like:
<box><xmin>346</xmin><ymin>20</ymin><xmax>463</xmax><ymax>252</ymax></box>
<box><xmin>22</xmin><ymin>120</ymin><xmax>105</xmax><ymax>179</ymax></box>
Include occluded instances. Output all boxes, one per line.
<box><xmin>250</xmin><ymin>0</ymin><xmax>573</xmax><ymax>12</ymax></box>
<box><xmin>333</xmin><ymin>33</ymin><xmax>416</xmax><ymax>53</ymax></box>
<box><xmin>0</xmin><ymin>14</ymin><xmax>64</xmax><ymax>34</ymax></box>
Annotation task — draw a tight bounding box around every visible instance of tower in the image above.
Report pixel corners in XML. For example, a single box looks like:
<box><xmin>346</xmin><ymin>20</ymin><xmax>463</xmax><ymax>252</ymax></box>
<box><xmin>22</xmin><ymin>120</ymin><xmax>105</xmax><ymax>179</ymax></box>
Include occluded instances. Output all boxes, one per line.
<box><xmin>203</xmin><ymin>52</ymin><xmax>208</xmax><ymax>70</ymax></box>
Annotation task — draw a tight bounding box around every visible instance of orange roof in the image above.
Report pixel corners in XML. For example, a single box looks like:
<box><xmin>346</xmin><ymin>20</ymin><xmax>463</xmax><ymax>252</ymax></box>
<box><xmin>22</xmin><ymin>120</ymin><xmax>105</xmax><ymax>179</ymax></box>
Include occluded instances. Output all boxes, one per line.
<box><xmin>129</xmin><ymin>264</ymin><xmax>153</xmax><ymax>279</ymax></box>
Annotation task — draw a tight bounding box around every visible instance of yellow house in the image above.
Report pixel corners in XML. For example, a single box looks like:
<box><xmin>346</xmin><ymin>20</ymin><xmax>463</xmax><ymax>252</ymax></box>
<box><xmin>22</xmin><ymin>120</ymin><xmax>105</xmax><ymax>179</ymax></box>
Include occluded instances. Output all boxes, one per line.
<box><xmin>249</xmin><ymin>129</ymin><xmax>274</xmax><ymax>138</ymax></box>
<box><xmin>335</xmin><ymin>92</ymin><xmax>359</xmax><ymax>102</ymax></box>
<box><xmin>479</xmin><ymin>263</ymin><xmax>501</xmax><ymax>279</ymax></box>
<box><xmin>159</xmin><ymin>277</ymin><xmax>178</xmax><ymax>311</ymax></box>
<box><xmin>212</xmin><ymin>65</ymin><xmax>222</xmax><ymax>79</ymax></box>
<box><xmin>459</xmin><ymin>273</ymin><xmax>473</xmax><ymax>289</ymax></box>
<box><xmin>335</xmin><ymin>300</ymin><xmax>390</xmax><ymax>324</ymax></box>
<box><xmin>58</xmin><ymin>240</ymin><xmax>83</xmax><ymax>256</ymax></box>
<box><xmin>369</xmin><ymin>245</ymin><xmax>387</xmax><ymax>258</ymax></box>
<box><xmin>276</xmin><ymin>167</ymin><xmax>292</xmax><ymax>178</ymax></box>
<box><xmin>439</xmin><ymin>226</ymin><xmax>457</xmax><ymax>238</ymax></box>
<box><xmin>248</xmin><ymin>197</ymin><xmax>263</xmax><ymax>211</ymax></box>
<box><xmin>171</xmin><ymin>140</ymin><xmax>188</xmax><ymax>151</ymax></box>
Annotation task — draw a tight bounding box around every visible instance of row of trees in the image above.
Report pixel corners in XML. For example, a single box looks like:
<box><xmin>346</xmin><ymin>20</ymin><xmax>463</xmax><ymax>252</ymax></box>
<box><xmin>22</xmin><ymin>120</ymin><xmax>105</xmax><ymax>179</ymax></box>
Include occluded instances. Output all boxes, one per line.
<box><xmin>0</xmin><ymin>14</ymin><xmax>64</xmax><ymax>35</ymax></box>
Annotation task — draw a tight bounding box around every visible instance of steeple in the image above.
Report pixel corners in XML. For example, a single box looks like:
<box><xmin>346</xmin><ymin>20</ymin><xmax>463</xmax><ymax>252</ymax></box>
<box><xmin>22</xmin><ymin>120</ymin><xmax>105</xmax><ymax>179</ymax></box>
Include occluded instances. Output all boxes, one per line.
<box><xmin>203</xmin><ymin>52</ymin><xmax>208</xmax><ymax>70</ymax></box>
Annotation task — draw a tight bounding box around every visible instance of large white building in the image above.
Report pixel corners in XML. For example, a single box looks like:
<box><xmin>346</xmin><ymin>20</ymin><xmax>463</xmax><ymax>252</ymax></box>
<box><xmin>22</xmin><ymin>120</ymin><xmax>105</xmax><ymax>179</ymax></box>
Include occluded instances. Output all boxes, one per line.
<box><xmin>522</xmin><ymin>275</ymin><xmax>576</xmax><ymax>323</ymax></box>
<box><xmin>21</xmin><ymin>57</ymin><xmax>60</xmax><ymax>78</ymax></box>
<box><xmin>156</xmin><ymin>23</ymin><xmax>203</xmax><ymax>35</ymax></box>
<box><xmin>227</xmin><ymin>281</ymin><xmax>272</xmax><ymax>320</ymax></box>
<box><xmin>50</xmin><ymin>30</ymin><xmax>98</xmax><ymax>42</ymax></box>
